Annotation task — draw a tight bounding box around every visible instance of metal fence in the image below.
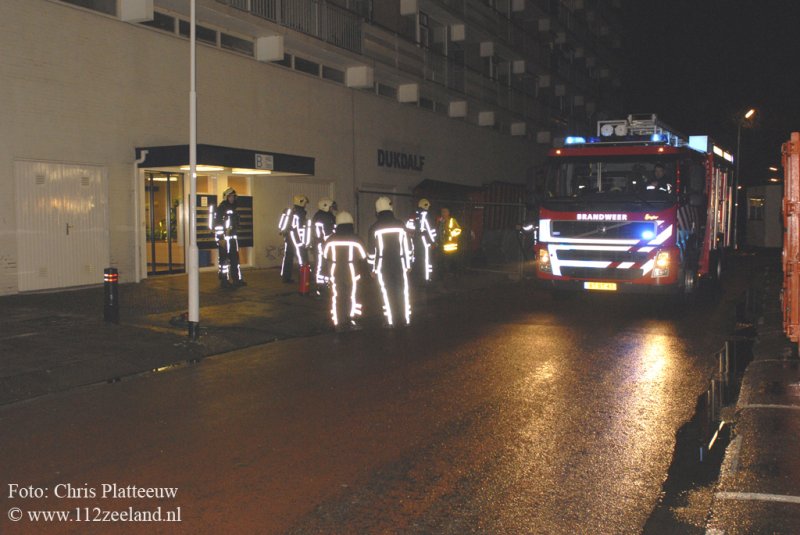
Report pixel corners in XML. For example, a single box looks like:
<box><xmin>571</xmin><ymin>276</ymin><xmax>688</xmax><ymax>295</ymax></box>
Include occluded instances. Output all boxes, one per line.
<box><xmin>355</xmin><ymin>188</ymin><xmax>532</xmax><ymax>278</ymax></box>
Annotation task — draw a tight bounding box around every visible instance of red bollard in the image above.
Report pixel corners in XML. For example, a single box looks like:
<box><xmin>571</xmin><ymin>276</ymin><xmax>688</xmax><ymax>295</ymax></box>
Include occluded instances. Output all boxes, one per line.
<box><xmin>298</xmin><ymin>264</ymin><xmax>311</xmax><ymax>295</ymax></box>
<box><xmin>103</xmin><ymin>267</ymin><xmax>119</xmax><ymax>324</ymax></box>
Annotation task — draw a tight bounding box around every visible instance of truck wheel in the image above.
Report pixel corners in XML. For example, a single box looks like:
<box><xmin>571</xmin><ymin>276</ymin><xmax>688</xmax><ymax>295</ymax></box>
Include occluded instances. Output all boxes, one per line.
<box><xmin>677</xmin><ymin>267</ymin><xmax>697</xmax><ymax>304</ymax></box>
<box><xmin>700</xmin><ymin>252</ymin><xmax>724</xmax><ymax>298</ymax></box>
<box><xmin>714</xmin><ymin>253</ymin><xmax>723</xmax><ymax>281</ymax></box>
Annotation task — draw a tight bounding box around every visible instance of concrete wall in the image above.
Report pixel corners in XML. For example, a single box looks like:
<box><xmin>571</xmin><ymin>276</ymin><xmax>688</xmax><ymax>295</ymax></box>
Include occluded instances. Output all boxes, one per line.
<box><xmin>0</xmin><ymin>0</ymin><xmax>538</xmax><ymax>294</ymax></box>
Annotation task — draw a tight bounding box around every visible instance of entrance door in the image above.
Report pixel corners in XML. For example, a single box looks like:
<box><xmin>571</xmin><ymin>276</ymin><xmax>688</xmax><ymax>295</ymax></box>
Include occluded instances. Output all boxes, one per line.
<box><xmin>15</xmin><ymin>160</ymin><xmax>109</xmax><ymax>291</ymax></box>
<box><xmin>144</xmin><ymin>172</ymin><xmax>185</xmax><ymax>274</ymax></box>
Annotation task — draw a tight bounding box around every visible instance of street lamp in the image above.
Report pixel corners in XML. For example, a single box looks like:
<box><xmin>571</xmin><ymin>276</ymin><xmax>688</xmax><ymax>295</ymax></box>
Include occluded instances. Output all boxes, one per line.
<box><xmin>187</xmin><ymin>0</ymin><xmax>199</xmax><ymax>340</ymax></box>
<box><xmin>734</xmin><ymin>108</ymin><xmax>757</xmax><ymax>249</ymax></box>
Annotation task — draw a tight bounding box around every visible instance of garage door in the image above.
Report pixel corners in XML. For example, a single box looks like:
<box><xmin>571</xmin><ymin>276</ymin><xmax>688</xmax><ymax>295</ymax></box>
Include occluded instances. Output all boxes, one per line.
<box><xmin>15</xmin><ymin>160</ymin><xmax>109</xmax><ymax>291</ymax></box>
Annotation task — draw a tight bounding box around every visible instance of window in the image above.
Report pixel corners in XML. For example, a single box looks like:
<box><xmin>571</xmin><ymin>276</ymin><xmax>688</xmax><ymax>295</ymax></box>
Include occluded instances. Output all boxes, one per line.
<box><xmin>59</xmin><ymin>0</ymin><xmax>116</xmax><ymax>15</ymax></box>
<box><xmin>221</xmin><ymin>33</ymin><xmax>254</xmax><ymax>56</ymax></box>
<box><xmin>322</xmin><ymin>66</ymin><xmax>345</xmax><ymax>84</ymax></box>
<box><xmin>377</xmin><ymin>83</ymin><xmax>397</xmax><ymax>99</ymax></box>
<box><xmin>179</xmin><ymin>20</ymin><xmax>217</xmax><ymax>45</ymax></box>
<box><xmin>749</xmin><ymin>197</ymin><xmax>765</xmax><ymax>221</ymax></box>
<box><xmin>140</xmin><ymin>11</ymin><xmax>175</xmax><ymax>33</ymax></box>
<box><xmin>274</xmin><ymin>54</ymin><xmax>293</xmax><ymax>68</ymax></box>
<box><xmin>419</xmin><ymin>12</ymin><xmax>430</xmax><ymax>48</ymax></box>
<box><xmin>294</xmin><ymin>56</ymin><xmax>320</xmax><ymax>76</ymax></box>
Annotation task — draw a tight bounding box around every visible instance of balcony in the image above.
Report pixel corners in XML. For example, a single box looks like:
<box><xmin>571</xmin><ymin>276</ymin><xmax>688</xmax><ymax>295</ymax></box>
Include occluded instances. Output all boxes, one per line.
<box><xmin>215</xmin><ymin>0</ymin><xmax>362</xmax><ymax>53</ymax></box>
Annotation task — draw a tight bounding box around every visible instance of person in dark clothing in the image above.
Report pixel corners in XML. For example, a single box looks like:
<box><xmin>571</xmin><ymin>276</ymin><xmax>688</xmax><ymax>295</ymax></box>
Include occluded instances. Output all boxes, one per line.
<box><xmin>213</xmin><ymin>187</ymin><xmax>246</xmax><ymax>288</ymax></box>
<box><xmin>278</xmin><ymin>194</ymin><xmax>310</xmax><ymax>283</ymax></box>
<box><xmin>312</xmin><ymin>197</ymin><xmax>337</xmax><ymax>295</ymax></box>
<box><xmin>322</xmin><ymin>211</ymin><xmax>368</xmax><ymax>332</ymax></box>
<box><xmin>367</xmin><ymin>196</ymin><xmax>413</xmax><ymax>327</ymax></box>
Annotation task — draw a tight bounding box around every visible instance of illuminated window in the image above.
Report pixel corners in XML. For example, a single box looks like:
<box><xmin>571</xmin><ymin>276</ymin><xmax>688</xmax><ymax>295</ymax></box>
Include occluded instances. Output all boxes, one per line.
<box><xmin>748</xmin><ymin>197</ymin><xmax>765</xmax><ymax>221</ymax></box>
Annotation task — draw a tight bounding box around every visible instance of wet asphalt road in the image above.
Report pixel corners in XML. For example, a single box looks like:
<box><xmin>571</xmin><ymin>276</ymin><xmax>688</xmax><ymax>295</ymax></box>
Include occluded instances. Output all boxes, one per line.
<box><xmin>0</xmin><ymin>279</ymin><xmax>740</xmax><ymax>534</ymax></box>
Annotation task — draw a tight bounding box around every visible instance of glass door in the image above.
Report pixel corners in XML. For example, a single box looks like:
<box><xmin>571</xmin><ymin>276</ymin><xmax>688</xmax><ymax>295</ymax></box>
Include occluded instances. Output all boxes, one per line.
<box><xmin>145</xmin><ymin>172</ymin><xmax>185</xmax><ymax>274</ymax></box>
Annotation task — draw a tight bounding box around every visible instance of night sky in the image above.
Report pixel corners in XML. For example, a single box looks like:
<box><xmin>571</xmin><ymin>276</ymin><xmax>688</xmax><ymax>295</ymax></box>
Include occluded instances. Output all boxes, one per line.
<box><xmin>619</xmin><ymin>1</ymin><xmax>800</xmax><ymax>185</ymax></box>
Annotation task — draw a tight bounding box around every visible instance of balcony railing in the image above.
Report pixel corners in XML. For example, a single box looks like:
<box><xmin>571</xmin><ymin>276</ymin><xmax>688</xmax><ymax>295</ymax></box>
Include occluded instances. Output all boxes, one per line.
<box><xmin>216</xmin><ymin>0</ymin><xmax>362</xmax><ymax>54</ymax></box>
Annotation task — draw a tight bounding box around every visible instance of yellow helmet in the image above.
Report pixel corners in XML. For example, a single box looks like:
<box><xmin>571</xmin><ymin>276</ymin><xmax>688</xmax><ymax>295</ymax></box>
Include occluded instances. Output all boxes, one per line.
<box><xmin>318</xmin><ymin>197</ymin><xmax>334</xmax><ymax>212</ymax></box>
<box><xmin>418</xmin><ymin>198</ymin><xmax>431</xmax><ymax>210</ymax></box>
<box><xmin>293</xmin><ymin>194</ymin><xmax>309</xmax><ymax>207</ymax></box>
<box><xmin>222</xmin><ymin>187</ymin><xmax>236</xmax><ymax>198</ymax></box>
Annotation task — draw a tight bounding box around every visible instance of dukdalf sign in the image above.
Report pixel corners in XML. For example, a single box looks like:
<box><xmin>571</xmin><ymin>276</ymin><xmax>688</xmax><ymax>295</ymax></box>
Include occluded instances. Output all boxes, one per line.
<box><xmin>377</xmin><ymin>149</ymin><xmax>425</xmax><ymax>171</ymax></box>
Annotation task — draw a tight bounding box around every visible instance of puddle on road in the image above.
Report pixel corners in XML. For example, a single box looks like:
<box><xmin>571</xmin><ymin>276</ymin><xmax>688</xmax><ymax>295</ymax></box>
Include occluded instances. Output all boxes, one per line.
<box><xmin>644</xmin><ymin>334</ymin><xmax>754</xmax><ymax>533</ymax></box>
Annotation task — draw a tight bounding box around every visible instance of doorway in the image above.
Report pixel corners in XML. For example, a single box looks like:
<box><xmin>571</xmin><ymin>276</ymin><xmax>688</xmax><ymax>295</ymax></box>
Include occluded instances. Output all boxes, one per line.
<box><xmin>144</xmin><ymin>172</ymin><xmax>185</xmax><ymax>274</ymax></box>
<box><xmin>15</xmin><ymin>160</ymin><xmax>109</xmax><ymax>291</ymax></box>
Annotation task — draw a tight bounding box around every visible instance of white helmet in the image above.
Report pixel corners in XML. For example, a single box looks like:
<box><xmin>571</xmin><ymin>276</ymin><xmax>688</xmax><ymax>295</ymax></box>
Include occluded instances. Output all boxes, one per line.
<box><xmin>375</xmin><ymin>196</ymin><xmax>393</xmax><ymax>213</ymax></box>
<box><xmin>418</xmin><ymin>198</ymin><xmax>430</xmax><ymax>210</ymax></box>
<box><xmin>293</xmin><ymin>194</ymin><xmax>309</xmax><ymax>207</ymax></box>
<box><xmin>222</xmin><ymin>187</ymin><xmax>236</xmax><ymax>198</ymax></box>
<box><xmin>336</xmin><ymin>211</ymin><xmax>354</xmax><ymax>225</ymax></box>
<box><xmin>318</xmin><ymin>197</ymin><xmax>334</xmax><ymax>212</ymax></box>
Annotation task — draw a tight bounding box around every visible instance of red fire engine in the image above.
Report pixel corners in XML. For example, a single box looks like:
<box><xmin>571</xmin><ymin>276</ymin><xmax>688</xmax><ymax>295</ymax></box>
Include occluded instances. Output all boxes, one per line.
<box><xmin>535</xmin><ymin>114</ymin><xmax>735</xmax><ymax>296</ymax></box>
<box><xmin>782</xmin><ymin>132</ymin><xmax>800</xmax><ymax>348</ymax></box>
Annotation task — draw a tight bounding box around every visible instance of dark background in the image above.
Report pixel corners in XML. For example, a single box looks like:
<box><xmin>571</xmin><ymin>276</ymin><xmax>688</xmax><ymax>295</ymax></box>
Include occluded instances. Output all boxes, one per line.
<box><xmin>619</xmin><ymin>1</ymin><xmax>800</xmax><ymax>185</ymax></box>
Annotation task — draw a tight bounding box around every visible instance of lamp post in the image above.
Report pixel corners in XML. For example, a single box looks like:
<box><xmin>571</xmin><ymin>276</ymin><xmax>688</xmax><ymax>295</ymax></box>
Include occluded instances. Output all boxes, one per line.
<box><xmin>187</xmin><ymin>0</ymin><xmax>199</xmax><ymax>340</ymax></box>
<box><xmin>733</xmin><ymin>108</ymin><xmax>756</xmax><ymax>250</ymax></box>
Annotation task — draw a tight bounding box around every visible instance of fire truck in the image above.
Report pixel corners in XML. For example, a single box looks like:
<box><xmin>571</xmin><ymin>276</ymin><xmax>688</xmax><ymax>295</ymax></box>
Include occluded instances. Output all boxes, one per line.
<box><xmin>535</xmin><ymin>114</ymin><xmax>735</xmax><ymax>296</ymax></box>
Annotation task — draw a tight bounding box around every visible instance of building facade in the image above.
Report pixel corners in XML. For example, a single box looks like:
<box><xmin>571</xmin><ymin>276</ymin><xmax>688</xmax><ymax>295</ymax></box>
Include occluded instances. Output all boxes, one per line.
<box><xmin>0</xmin><ymin>0</ymin><xmax>622</xmax><ymax>294</ymax></box>
<box><xmin>746</xmin><ymin>184</ymin><xmax>782</xmax><ymax>249</ymax></box>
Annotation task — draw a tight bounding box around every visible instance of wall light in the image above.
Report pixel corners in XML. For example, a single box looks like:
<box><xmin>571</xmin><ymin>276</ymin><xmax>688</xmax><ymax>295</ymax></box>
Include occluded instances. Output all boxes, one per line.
<box><xmin>231</xmin><ymin>168</ymin><xmax>272</xmax><ymax>175</ymax></box>
<box><xmin>180</xmin><ymin>165</ymin><xmax>225</xmax><ymax>172</ymax></box>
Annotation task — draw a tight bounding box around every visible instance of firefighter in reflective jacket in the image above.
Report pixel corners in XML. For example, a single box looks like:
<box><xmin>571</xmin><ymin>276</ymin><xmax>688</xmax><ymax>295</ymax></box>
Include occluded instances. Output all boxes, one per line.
<box><xmin>312</xmin><ymin>197</ymin><xmax>337</xmax><ymax>294</ymax></box>
<box><xmin>368</xmin><ymin>196</ymin><xmax>413</xmax><ymax>327</ymax></box>
<box><xmin>213</xmin><ymin>187</ymin><xmax>245</xmax><ymax>288</ymax></box>
<box><xmin>437</xmin><ymin>206</ymin><xmax>462</xmax><ymax>278</ymax></box>
<box><xmin>278</xmin><ymin>195</ymin><xmax>310</xmax><ymax>283</ymax></box>
<box><xmin>406</xmin><ymin>198</ymin><xmax>437</xmax><ymax>284</ymax></box>
<box><xmin>322</xmin><ymin>211</ymin><xmax>367</xmax><ymax>331</ymax></box>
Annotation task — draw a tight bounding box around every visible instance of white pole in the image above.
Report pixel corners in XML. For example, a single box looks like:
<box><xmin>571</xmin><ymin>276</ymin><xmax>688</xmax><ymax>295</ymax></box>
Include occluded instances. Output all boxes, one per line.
<box><xmin>188</xmin><ymin>0</ymin><xmax>200</xmax><ymax>340</ymax></box>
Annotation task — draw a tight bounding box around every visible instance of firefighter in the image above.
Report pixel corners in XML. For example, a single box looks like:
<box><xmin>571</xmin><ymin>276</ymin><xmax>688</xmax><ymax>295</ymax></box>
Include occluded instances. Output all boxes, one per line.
<box><xmin>278</xmin><ymin>194</ymin><xmax>310</xmax><ymax>283</ymax></box>
<box><xmin>311</xmin><ymin>197</ymin><xmax>337</xmax><ymax>295</ymax></box>
<box><xmin>368</xmin><ymin>196</ymin><xmax>413</xmax><ymax>327</ymax></box>
<box><xmin>437</xmin><ymin>206</ymin><xmax>462</xmax><ymax>279</ymax></box>
<box><xmin>322</xmin><ymin>211</ymin><xmax>368</xmax><ymax>332</ymax></box>
<box><xmin>213</xmin><ymin>187</ymin><xmax>245</xmax><ymax>288</ymax></box>
<box><xmin>648</xmin><ymin>163</ymin><xmax>673</xmax><ymax>193</ymax></box>
<box><xmin>406</xmin><ymin>198</ymin><xmax>437</xmax><ymax>284</ymax></box>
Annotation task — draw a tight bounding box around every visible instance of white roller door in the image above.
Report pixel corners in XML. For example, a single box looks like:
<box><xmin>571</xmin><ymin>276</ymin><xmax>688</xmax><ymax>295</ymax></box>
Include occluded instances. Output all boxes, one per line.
<box><xmin>15</xmin><ymin>160</ymin><xmax>109</xmax><ymax>291</ymax></box>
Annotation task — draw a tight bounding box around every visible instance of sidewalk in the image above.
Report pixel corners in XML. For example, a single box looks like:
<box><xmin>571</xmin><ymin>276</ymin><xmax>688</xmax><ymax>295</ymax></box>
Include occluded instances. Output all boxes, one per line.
<box><xmin>706</xmin><ymin>259</ymin><xmax>800</xmax><ymax>533</ymax></box>
<box><xmin>0</xmin><ymin>266</ymin><xmax>515</xmax><ymax>406</ymax></box>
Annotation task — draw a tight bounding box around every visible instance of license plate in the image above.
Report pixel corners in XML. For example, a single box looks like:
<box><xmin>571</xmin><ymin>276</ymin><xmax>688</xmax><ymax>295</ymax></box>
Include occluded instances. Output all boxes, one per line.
<box><xmin>584</xmin><ymin>282</ymin><xmax>617</xmax><ymax>291</ymax></box>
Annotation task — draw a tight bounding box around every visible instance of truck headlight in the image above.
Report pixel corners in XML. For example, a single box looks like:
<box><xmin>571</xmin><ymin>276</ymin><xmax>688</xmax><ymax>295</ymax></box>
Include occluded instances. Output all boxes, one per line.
<box><xmin>652</xmin><ymin>251</ymin><xmax>670</xmax><ymax>278</ymax></box>
<box><xmin>538</xmin><ymin>248</ymin><xmax>552</xmax><ymax>273</ymax></box>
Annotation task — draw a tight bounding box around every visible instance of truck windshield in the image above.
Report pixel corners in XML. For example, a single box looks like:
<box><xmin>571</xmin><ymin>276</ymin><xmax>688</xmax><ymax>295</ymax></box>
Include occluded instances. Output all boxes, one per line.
<box><xmin>545</xmin><ymin>158</ymin><xmax>677</xmax><ymax>202</ymax></box>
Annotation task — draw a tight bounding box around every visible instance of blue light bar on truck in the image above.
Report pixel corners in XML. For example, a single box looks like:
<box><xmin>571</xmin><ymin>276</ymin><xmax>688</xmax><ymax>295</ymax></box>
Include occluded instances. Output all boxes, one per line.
<box><xmin>565</xmin><ymin>136</ymin><xmax>586</xmax><ymax>145</ymax></box>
